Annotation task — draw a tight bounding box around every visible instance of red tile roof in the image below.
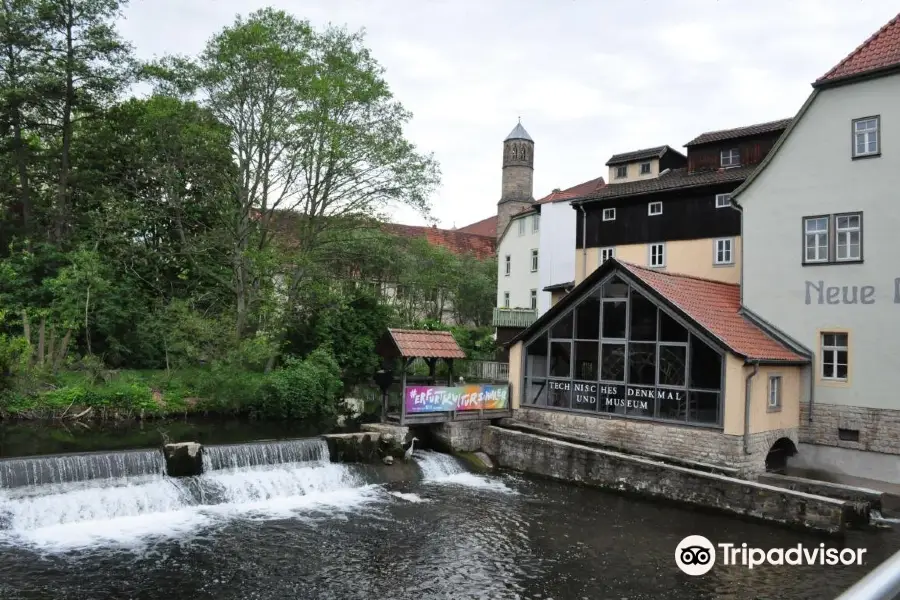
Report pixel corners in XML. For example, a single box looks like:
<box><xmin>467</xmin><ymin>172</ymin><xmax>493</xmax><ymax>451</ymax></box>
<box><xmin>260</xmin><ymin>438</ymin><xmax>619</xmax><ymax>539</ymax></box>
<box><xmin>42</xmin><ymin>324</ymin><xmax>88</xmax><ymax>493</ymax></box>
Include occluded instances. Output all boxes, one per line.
<box><xmin>387</xmin><ymin>328</ymin><xmax>466</xmax><ymax>359</ymax></box>
<box><xmin>383</xmin><ymin>223</ymin><xmax>496</xmax><ymax>260</ymax></box>
<box><xmin>815</xmin><ymin>12</ymin><xmax>900</xmax><ymax>86</ymax></box>
<box><xmin>456</xmin><ymin>215</ymin><xmax>497</xmax><ymax>237</ymax></box>
<box><xmin>619</xmin><ymin>262</ymin><xmax>806</xmax><ymax>362</ymax></box>
<box><xmin>536</xmin><ymin>176</ymin><xmax>606</xmax><ymax>204</ymax></box>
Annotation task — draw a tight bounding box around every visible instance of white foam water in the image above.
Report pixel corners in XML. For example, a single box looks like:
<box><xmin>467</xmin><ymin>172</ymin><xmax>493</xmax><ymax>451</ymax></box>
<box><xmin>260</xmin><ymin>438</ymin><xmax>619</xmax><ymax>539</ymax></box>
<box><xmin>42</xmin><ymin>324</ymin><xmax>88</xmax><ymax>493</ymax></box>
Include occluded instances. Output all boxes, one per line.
<box><xmin>414</xmin><ymin>451</ymin><xmax>516</xmax><ymax>494</ymax></box>
<box><xmin>0</xmin><ymin>449</ymin><xmax>165</xmax><ymax>488</ymax></box>
<box><xmin>389</xmin><ymin>491</ymin><xmax>428</xmax><ymax>503</ymax></box>
<box><xmin>0</xmin><ymin>439</ymin><xmax>378</xmax><ymax>552</ymax></box>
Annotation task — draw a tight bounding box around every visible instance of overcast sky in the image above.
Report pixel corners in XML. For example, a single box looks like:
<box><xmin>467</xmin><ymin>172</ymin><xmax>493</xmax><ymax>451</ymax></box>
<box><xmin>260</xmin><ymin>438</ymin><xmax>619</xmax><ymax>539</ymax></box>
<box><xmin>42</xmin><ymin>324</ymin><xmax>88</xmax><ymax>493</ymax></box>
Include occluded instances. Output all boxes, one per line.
<box><xmin>119</xmin><ymin>0</ymin><xmax>898</xmax><ymax>230</ymax></box>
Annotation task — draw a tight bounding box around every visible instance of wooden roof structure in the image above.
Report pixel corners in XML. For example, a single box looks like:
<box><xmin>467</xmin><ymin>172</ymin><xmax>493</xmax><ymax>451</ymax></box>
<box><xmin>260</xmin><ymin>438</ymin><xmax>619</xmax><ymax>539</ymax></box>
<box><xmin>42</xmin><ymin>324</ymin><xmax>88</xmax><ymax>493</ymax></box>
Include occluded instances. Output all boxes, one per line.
<box><xmin>376</xmin><ymin>328</ymin><xmax>466</xmax><ymax>361</ymax></box>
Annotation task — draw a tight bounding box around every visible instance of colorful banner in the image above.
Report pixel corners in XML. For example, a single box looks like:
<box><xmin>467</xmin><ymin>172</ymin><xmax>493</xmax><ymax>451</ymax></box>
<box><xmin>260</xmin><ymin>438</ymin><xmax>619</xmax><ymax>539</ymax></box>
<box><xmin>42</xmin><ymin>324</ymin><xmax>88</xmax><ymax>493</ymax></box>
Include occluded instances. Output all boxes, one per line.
<box><xmin>404</xmin><ymin>384</ymin><xmax>509</xmax><ymax>414</ymax></box>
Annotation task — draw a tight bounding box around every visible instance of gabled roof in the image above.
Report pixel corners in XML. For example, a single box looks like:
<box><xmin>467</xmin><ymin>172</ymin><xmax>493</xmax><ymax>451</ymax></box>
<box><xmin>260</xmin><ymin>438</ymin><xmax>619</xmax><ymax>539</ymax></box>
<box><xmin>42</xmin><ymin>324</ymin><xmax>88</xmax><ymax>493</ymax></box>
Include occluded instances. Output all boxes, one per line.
<box><xmin>605</xmin><ymin>145</ymin><xmax>685</xmax><ymax>166</ymax></box>
<box><xmin>814</xmin><ymin>13</ymin><xmax>900</xmax><ymax>87</ymax></box>
<box><xmin>685</xmin><ymin>118</ymin><xmax>792</xmax><ymax>147</ymax></box>
<box><xmin>536</xmin><ymin>176</ymin><xmax>606</xmax><ymax>204</ymax></box>
<box><xmin>574</xmin><ymin>165</ymin><xmax>755</xmax><ymax>204</ymax></box>
<box><xmin>382</xmin><ymin>328</ymin><xmax>466</xmax><ymax>360</ymax></box>
<box><xmin>383</xmin><ymin>223</ymin><xmax>495</xmax><ymax>260</ymax></box>
<box><xmin>509</xmin><ymin>258</ymin><xmax>808</xmax><ymax>364</ymax></box>
<box><xmin>543</xmin><ymin>281</ymin><xmax>574</xmax><ymax>292</ymax></box>
<box><xmin>456</xmin><ymin>215</ymin><xmax>497</xmax><ymax>237</ymax></box>
<box><xmin>505</xmin><ymin>121</ymin><xmax>533</xmax><ymax>142</ymax></box>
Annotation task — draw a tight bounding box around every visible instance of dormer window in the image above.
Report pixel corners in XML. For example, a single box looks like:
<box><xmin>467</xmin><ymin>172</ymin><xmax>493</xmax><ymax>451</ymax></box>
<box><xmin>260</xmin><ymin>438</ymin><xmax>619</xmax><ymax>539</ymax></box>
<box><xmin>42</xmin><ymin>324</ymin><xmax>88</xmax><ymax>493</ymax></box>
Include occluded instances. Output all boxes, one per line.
<box><xmin>720</xmin><ymin>148</ymin><xmax>740</xmax><ymax>168</ymax></box>
<box><xmin>615</xmin><ymin>166</ymin><xmax>627</xmax><ymax>179</ymax></box>
<box><xmin>640</xmin><ymin>162</ymin><xmax>651</xmax><ymax>175</ymax></box>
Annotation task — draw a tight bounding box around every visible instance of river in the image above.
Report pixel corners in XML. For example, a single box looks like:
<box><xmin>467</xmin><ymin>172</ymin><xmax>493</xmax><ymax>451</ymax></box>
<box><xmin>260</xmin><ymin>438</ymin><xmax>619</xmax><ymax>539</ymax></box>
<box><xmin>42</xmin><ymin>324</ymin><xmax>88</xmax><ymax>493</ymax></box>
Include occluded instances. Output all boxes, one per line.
<box><xmin>0</xmin><ymin>423</ymin><xmax>897</xmax><ymax>599</ymax></box>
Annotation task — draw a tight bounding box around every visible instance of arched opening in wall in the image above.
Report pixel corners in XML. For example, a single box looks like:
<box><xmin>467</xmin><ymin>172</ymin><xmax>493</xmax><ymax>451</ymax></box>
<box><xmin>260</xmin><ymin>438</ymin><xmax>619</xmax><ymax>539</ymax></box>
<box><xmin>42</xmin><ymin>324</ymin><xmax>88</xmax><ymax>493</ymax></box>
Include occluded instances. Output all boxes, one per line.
<box><xmin>765</xmin><ymin>438</ymin><xmax>798</xmax><ymax>473</ymax></box>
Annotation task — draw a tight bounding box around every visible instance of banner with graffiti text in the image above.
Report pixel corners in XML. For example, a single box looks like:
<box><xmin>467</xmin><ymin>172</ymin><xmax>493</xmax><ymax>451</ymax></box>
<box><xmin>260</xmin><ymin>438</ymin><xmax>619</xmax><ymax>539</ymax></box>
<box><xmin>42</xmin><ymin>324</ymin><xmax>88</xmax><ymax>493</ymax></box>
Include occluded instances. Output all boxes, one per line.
<box><xmin>404</xmin><ymin>384</ymin><xmax>509</xmax><ymax>414</ymax></box>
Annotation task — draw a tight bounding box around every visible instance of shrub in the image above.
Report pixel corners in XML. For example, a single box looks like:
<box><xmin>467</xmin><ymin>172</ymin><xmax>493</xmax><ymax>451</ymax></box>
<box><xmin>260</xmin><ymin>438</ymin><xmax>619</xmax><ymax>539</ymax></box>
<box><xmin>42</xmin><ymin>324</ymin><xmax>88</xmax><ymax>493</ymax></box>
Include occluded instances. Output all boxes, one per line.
<box><xmin>259</xmin><ymin>347</ymin><xmax>343</xmax><ymax>420</ymax></box>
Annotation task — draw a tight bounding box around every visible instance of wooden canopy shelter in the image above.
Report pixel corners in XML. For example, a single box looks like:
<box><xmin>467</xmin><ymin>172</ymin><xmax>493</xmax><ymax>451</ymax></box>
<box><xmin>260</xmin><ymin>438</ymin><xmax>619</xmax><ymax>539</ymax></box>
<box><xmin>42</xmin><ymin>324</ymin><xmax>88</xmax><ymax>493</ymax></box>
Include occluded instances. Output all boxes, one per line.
<box><xmin>374</xmin><ymin>328</ymin><xmax>467</xmax><ymax>422</ymax></box>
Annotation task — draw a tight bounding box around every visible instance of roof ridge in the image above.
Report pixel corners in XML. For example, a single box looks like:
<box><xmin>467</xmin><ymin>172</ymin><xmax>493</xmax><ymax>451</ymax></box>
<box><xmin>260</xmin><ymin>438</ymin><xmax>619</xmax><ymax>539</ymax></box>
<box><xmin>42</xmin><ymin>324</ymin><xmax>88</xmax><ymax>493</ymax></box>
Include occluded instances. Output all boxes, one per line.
<box><xmin>691</xmin><ymin>118</ymin><xmax>792</xmax><ymax>140</ymax></box>
<box><xmin>816</xmin><ymin>12</ymin><xmax>900</xmax><ymax>83</ymax></box>
<box><xmin>619</xmin><ymin>260</ymin><xmax>741</xmax><ymax>288</ymax></box>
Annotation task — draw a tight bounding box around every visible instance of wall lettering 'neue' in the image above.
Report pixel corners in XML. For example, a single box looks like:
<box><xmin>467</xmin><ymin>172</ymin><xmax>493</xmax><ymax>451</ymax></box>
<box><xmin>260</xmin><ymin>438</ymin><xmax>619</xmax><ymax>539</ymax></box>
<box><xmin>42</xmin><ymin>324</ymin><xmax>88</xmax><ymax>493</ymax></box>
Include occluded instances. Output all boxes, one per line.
<box><xmin>805</xmin><ymin>279</ymin><xmax>900</xmax><ymax>305</ymax></box>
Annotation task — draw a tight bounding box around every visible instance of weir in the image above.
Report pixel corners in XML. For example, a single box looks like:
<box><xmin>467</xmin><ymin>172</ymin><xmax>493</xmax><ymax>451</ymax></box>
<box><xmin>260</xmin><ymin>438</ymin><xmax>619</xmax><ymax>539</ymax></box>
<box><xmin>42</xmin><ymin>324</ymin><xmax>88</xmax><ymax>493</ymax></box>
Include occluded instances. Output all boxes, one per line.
<box><xmin>0</xmin><ymin>439</ymin><xmax>472</xmax><ymax>550</ymax></box>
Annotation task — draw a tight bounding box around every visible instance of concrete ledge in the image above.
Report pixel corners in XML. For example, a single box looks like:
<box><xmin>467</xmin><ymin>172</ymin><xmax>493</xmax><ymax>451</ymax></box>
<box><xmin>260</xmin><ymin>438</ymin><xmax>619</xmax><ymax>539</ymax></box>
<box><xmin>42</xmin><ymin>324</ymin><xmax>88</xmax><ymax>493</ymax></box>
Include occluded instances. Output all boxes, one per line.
<box><xmin>497</xmin><ymin>420</ymin><xmax>741</xmax><ymax>478</ymax></box>
<box><xmin>323</xmin><ymin>432</ymin><xmax>405</xmax><ymax>463</ymax></box>
<box><xmin>484</xmin><ymin>426</ymin><xmax>854</xmax><ymax>535</ymax></box>
<box><xmin>163</xmin><ymin>442</ymin><xmax>203</xmax><ymax>477</ymax></box>
<box><xmin>758</xmin><ymin>473</ymin><xmax>882</xmax><ymax>513</ymax></box>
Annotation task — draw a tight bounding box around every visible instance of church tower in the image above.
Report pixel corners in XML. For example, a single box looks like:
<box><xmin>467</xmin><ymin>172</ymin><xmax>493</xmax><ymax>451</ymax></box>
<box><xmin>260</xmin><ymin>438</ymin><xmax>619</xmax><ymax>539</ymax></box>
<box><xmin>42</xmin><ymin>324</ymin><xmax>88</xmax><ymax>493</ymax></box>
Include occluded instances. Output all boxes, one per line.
<box><xmin>497</xmin><ymin>119</ymin><xmax>535</xmax><ymax>240</ymax></box>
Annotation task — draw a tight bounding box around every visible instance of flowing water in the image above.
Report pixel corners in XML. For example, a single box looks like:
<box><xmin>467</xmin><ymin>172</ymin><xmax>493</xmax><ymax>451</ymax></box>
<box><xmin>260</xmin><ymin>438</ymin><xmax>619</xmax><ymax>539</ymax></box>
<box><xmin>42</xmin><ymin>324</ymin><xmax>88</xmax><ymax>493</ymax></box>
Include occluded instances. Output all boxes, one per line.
<box><xmin>0</xmin><ymin>438</ymin><xmax>898</xmax><ymax>600</ymax></box>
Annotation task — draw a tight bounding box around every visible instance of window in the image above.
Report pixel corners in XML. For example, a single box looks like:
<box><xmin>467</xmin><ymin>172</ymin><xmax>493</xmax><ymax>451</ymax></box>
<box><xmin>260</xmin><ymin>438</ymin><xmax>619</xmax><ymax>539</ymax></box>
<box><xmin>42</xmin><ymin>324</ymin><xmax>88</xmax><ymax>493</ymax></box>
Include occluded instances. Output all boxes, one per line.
<box><xmin>821</xmin><ymin>332</ymin><xmax>848</xmax><ymax>381</ymax></box>
<box><xmin>522</xmin><ymin>275</ymin><xmax>725</xmax><ymax>426</ymax></box>
<box><xmin>600</xmin><ymin>247</ymin><xmax>615</xmax><ymax>264</ymax></box>
<box><xmin>648</xmin><ymin>201</ymin><xmax>663</xmax><ymax>216</ymax></box>
<box><xmin>602</xmin><ymin>208</ymin><xmax>616</xmax><ymax>221</ymax></box>
<box><xmin>615</xmin><ymin>166</ymin><xmax>627</xmax><ymax>179</ymax></box>
<box><xmin>852</xmin><ymin>116</ymin><xmax>879</xmax><ymax>158</ymax></box>
<box><xmin>640</xmin><ymin>162</ymin><xmax>651</xmax><ymax>175</ymax></box>
<box><xmin>803</xmin><ymin>213</ymin><xmax>863</xmax><ymax>265</ymax></box>
<box><xmin>530</xmin><ymin>289</ymin><xmax>538</xmax><ymax>310</ymax></box>
<box><xmin>714</xmin><ymin>238</ymin><xmax>733</xmax><ymax>265</ymax></box>
<box><xmin>503</xmin><ymin>291</ymin><xmax>510</xmax><ymax>308</ymax></box>
<box><xmin>803</xmin><ymin>216</ymin><xmax>829</xmax><ymax>263</ymax></box>
<box><xmin>531</xmin><ymin>249</ymin><xmax>539</xmax><ymax>272</ymax></box>
<box><xmin>533</xmin><ymin>214</ymin><xmax>540</xmax><ymax>232</ymax></box>
<box><xmin>768</xmin><ymin>376</ymin><xmax>782</xmax><ymax>410</ymax></box>
<box><xmin>518</xmin><ymin>219</ymin><xmax>526</xmax><ymax>236</ymax></box>
<box><xmin>835</xmin><ymin>214</ymin><xmax>861</xmax><ymax>261</ymax></box>
<box><xmin>715</xmin><ymin>193</ymin><xmax>731</xmax><ymax>209</ymax></box>
<box><xmin>504</xmin><ymin>254</ymin><xmax>511</xmax><ymax>276</ymax></box>
<box><xmin>649</xmin><ymin>243</ymin><xmax>665</xmax><ymax>268</ymax></box>
<box><xmin>720</xmin><ymin>148</ymin><xmax>740</xmax><ymax>168</ymax></box>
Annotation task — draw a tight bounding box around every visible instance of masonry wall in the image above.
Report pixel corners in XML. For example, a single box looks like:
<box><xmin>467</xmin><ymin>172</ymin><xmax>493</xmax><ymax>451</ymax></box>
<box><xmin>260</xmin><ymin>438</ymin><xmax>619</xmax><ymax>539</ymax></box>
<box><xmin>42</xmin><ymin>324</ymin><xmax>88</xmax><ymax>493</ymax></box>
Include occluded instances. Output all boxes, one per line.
<box><xmin>513</xmin><ymin>407</ymin><xmax>796</xmax><ymax>476</ymax></box>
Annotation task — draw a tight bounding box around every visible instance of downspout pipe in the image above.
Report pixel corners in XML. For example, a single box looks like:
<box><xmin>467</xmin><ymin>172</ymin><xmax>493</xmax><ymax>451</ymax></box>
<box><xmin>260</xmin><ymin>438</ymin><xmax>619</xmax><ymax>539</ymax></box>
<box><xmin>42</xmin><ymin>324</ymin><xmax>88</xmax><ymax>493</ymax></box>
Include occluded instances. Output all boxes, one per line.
<box><xmin>578</xmin><ymin>204</ymin><xmax>587</xmax><ymax>281</ymax></box>
<box><xmin>729</xmin><ymin>197</ymin><xmax>745</xmax><ymax>306</ymax></box>
<box><xmin>744</xmin><ymin>360</ymin><xmax>760</xmax><ymax>455</ymax></box>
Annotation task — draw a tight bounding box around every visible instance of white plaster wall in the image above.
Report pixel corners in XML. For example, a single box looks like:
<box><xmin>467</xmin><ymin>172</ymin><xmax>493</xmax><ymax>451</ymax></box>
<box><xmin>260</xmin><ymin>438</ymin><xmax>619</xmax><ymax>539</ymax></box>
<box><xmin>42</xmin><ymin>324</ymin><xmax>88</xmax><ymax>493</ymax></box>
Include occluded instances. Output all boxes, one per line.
<box><xmin>741</xmin><ymin>73</ymin><xmax>900</xmax><ymax>411</ymax></box>
<box><xmin>537</xmin><ymin>201</ymin><xmax>577</xmax><ymax>315</ymax></box>
<box><xmin>496</xmin><ymin>213</ymin><xmax>541</xmax><ymax>309</ymax></box>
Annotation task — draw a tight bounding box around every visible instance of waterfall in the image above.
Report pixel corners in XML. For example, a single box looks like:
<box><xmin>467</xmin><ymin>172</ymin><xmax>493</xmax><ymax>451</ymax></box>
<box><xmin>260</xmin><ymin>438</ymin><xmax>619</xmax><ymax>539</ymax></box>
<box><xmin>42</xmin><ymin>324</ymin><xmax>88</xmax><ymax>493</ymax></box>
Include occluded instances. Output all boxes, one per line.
<box><xmin>414</xmin><ymin>450</ymin><xmax>467</xmax><ymax>480</ymax></box>
<box><xmin>0</xmin><ymin>449</ymin><xmax>165</xmax><ymax>488</ymax></box>
<box><xmin>202</xmin><ymin>438</ymin><xmax>329</xmax><ymax>472</ymax></box>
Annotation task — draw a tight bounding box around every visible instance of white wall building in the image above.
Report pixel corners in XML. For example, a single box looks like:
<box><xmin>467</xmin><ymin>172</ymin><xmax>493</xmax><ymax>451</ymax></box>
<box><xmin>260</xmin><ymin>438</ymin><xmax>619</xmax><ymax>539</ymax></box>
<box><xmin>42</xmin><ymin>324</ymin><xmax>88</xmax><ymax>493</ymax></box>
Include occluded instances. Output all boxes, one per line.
<box><xmin>734</xmin><ymin>13</ymin><xmax>900</xmax><ymax>483</ymax></box>
<box><xmin>496</xmin><ymin>210</ymin><xmax>542</xmax><ymax>310</ymax></box>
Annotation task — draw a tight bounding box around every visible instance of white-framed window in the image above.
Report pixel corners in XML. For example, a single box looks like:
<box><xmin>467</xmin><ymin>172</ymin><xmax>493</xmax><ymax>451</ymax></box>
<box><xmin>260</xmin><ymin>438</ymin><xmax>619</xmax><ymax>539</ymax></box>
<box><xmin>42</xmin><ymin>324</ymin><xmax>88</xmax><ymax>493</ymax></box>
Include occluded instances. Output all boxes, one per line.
<box><xmin>518</xmin><ymin>219</ymin><xmax>526</xmax><ymax>236</ymax></box>
<box><xmin>649</xmin><ymin>243</ymin><xmax>665</xmax><ymax>268</ymax></box>
<box><xmin>530</xmin><ymin>249</ymin><xmax>539</xmax><ymax>272</ymax></box>
<box><xmin>615</xmin><ymin>166</ymin><xmax>627</xmax><ymax>179</ymax></box>
<box><xmin>648</xmin><ymin>201</ymin><xmax>663</xmax><ymax>216</ymax></box>
<box><xmin>640</xmin><ymin>162</ymin><xmax>651</xmax><ymax>175</ymax></box>
<box><xmin>600</xmin><ymin>247</ymin><xmax>615</xmax><ymax>264</ymax></box>
<box><xmin>504</xmin><ymin>254</ymin><xmax>511</xmax><ymax>276</ymax></box>
<box><xmin>533</xmin><ymin>214</ymin><xmax>540</xmax><ymax>232</ymax></box>
<box><xmin>803</xmin><ymin>216</ymin><xmax>830</xmax><ymax>263</ymax></box>
<box><xmin>720</xmin><ymin>148</ymin><xmax>740</xmax><ymax>168</ymax></box>
<box><xmin>768</xmin><ymin>375</ymin><xmax>782</xmax><ymax>410</ymax></box>
<box><xmin>714</xmin><ymin>238</ymin><xmax>734</xmax><ymax>265</ymax></box>
<box><xmin>835</xmin><ymin>213</ymin><xmax>861</xmax><ymax>261</ymax></box>
<box><xmin>530</xmin><ymin>289</ymin><xmax>537</xmax><ymax>310</ymax></box>
<box><xmin>852</xmin><ymin>116</ymin><xmax>879</xmax><ymax>157</ymax></box>
<box><xmin>715</xmin><ymin>193</ymin><xmax>731</xmax><ymax>209</ymax></box>
<box><xmin>602</xmin><ymin>208</ymin><xmax>616</xmax><ymax>221</ymax></box>
<box><xmin>821</xmin><ymin>332</ymin><xmax>849</xmax><ymax>381</ymax></box>
<box><xmin>503</xmin><ymin>292</ymin><xmax>510</xmax><ymax>308</ymax></box>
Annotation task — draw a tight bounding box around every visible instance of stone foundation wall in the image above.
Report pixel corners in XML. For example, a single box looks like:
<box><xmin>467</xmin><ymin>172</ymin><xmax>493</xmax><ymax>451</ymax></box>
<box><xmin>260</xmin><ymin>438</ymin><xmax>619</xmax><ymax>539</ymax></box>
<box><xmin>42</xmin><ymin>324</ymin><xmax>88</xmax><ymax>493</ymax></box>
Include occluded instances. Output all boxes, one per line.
<box><xmin>430</xmin><ymin>421</ymin><xmax>485</xmax><ymax>453</ymax></box>
<box><xmin>512</xmin><ymin>407</ymin><xmax>798</xmax><ymax>476</ymax></box>
<box><xmin>482</xmin><ymin>426</ymin><xmax>852</xmax><ymax>534</ymax></box>
<box><xmin>801</xmin><ymin>402</ymin><xmax>900</xmax><ymax>455</ymax></box>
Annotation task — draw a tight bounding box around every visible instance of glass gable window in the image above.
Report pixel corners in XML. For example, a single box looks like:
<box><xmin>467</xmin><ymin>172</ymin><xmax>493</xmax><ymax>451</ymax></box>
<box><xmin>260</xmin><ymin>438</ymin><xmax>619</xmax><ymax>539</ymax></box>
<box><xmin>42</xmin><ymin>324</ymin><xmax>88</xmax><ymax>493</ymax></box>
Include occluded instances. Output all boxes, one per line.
<box><xmin>522</xmin><ymin>275</ymin><xmax>724</xmax><ymax>427</ymax></box>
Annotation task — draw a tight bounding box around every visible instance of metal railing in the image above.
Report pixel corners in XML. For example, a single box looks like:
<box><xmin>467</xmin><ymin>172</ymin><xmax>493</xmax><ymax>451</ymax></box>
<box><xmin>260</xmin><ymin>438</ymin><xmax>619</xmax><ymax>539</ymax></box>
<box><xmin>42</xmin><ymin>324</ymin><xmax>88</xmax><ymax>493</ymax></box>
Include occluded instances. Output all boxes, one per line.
<box><xmin>492</xmin><ymin>307</ymin><xmax>537</xmax><ymax>328</ymax></box>
<box><xmin>835</xmin><ymin>549</ymin><xmax>900</xmax><ymax>600</ymax></box>
<box><xmin>406</xmin><ymin>358</ymin><xmax>509</xmax><ymax>383</ymax></box>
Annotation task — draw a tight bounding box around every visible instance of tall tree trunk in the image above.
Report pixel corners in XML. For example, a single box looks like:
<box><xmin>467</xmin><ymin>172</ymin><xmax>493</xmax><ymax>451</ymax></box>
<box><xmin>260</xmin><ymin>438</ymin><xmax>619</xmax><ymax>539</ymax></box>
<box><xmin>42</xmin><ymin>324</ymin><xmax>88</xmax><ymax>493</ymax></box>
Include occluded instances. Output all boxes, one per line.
<box><xmin>84</xmin><ymin>285</ymin><xmax>91</xmax><ymax>355</ymax></box>
<box><xmin>37</xmin><ymin>317</ymin><xmax>45</xmax><ymax>367</ymax></box>
<box><xmin>53</xmin><ymin>329</ymin><xmax>72</xmax><ymax>372</ymax></box>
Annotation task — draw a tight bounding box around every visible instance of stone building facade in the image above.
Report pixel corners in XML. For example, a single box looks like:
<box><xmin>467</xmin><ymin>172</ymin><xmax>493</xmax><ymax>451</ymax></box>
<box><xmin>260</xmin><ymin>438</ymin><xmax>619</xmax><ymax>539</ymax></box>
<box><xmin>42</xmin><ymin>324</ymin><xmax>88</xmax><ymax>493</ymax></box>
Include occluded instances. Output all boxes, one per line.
<box><xmin>496</xmin><ymin>121</ymin><xmax>535</xmax><ymax>241</ymax></box>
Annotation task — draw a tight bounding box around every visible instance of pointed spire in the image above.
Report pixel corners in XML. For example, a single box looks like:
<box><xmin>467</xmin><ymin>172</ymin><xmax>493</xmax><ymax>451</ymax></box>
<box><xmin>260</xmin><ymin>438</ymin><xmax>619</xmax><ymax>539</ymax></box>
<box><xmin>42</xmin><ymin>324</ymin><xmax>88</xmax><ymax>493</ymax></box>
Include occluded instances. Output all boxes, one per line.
<box><xmin>505</xmin><ymin>119</ymin><xmax>533</xmax><ymax>142</ymax></box>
